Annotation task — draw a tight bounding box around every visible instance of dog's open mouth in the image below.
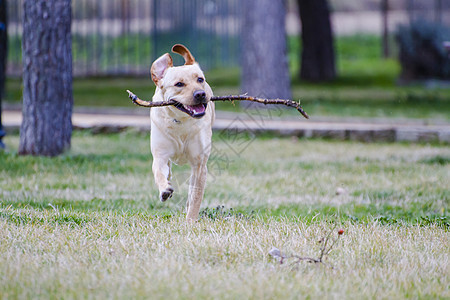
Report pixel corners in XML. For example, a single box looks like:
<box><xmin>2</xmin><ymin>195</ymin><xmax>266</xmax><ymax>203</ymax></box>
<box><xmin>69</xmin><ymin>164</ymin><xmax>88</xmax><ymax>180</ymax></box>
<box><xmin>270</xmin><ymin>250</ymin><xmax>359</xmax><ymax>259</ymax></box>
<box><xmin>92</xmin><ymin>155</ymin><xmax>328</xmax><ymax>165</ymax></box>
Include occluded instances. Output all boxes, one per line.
<box><xmin>173</xmin><ymin>102</ymin><xmax>208</xmax><ymax>119</ymax></box>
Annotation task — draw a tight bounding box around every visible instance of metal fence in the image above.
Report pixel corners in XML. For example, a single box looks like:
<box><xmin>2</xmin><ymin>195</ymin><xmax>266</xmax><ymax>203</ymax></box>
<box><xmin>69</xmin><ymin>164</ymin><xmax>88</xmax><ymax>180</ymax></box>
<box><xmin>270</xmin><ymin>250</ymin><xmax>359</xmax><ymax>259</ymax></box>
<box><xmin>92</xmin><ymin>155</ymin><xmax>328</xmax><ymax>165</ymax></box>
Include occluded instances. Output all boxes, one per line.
<box><xmin>6</xmin><ymin>0</ymin><xmax>450</xmax><ymax>77</ymax></box>
<box><xmin>7</xmin><ymin>0</ymin><xmax>241</xmax><ymax>77</ymax></box>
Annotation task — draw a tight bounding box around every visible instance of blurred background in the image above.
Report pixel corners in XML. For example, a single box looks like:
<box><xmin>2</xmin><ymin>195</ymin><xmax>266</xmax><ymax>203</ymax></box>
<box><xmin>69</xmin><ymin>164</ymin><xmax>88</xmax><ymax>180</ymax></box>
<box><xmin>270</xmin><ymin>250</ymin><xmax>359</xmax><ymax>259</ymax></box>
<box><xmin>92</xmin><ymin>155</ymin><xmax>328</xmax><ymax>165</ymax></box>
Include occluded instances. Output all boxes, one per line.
<box><xmin>6</xmin><ymin>0</ymin><xmax>450</xmax><ymax>75</ymax></box>
<box><xmin>3</xmin><ymin>0</ymin><xmax>450</xmax><ymax>119</ymax></box>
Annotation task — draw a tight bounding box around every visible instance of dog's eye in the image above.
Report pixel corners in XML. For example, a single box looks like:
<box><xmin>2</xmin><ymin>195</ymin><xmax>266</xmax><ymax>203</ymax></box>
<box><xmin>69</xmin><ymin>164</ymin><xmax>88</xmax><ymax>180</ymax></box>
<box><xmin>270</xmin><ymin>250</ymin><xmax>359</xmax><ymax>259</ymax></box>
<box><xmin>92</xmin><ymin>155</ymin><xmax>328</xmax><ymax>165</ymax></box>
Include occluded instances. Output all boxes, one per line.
<box><xmin>174</xmin><ymin>82</ymin><xmax>185</xmax><ymax>87</ymax></box>
<box><xmin>197</xmin><ymin>77</ymin><xmax>204</xmax><ymax>83</ymax></box>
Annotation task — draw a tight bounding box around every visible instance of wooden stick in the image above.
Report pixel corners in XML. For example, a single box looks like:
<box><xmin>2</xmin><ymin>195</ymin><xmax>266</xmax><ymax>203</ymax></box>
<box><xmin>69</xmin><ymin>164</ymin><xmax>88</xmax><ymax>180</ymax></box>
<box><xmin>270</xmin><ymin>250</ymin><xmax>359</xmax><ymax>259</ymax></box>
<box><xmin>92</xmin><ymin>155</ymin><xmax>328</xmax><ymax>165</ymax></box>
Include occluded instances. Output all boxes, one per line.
<box><xmin>126</xmin><ymin>90</ymin><xmax>309</xmax><ymax>119</ymax></box>
<box><xmin>126</xmin><ymin>90</ymin><xmax>176</xmax><ymax>108</ymax></box>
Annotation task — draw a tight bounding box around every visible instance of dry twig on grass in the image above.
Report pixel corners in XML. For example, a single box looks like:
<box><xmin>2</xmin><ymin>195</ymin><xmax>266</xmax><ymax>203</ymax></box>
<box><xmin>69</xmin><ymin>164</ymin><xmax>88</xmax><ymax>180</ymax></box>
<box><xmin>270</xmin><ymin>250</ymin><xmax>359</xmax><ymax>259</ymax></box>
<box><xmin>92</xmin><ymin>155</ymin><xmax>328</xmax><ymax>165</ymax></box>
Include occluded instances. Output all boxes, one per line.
<box><xmin>269</xmin><ymin>227</ymin><xmax>344</xmax><ymax>269</ymax></box>
<box><xmin>126</xmin><ymin>90</ymin><xmax>309</xmax><ymax>119</ymax></box>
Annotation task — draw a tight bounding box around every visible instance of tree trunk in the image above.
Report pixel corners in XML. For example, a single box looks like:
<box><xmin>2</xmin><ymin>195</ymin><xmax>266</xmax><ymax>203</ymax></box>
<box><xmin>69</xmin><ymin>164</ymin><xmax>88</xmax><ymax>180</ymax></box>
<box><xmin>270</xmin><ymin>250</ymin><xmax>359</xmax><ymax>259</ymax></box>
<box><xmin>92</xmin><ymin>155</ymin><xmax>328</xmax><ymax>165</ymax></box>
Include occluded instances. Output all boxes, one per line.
<box><xmin>381</xmin><ymin>0</ymin><xmax>390</xmax><ymax>58</ymax></box>
<box><xmin>0</xmin><ymin>0</ymin><xmax>7</xmax><ymax>149</ymax></box>
<box><xmin>435</xmin><ymin>0</ymin><xmax>442</xmax><ymax>24</ymax></box>
<box><xmin>297</xmin><ymin>0</ymin><xmax>336</xmax><ymax>82</ymax></box>
<box><xmin>19</xmin><ymin>0</ymin><xmax>73</xmax><ymax>156</ymax></box>
<box><xmin>241</xmin><ymin>0</ymin><xmax>291</xmax><ymax>105</ymax></box>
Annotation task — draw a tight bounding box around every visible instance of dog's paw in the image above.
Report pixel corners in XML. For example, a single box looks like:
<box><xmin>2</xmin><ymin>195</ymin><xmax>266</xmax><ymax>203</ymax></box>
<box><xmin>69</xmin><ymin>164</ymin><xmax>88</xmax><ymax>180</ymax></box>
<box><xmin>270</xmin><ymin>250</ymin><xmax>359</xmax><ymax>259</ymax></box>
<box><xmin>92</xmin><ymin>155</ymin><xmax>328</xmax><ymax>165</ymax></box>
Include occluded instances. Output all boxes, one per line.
<box><xmin>160</xmin><ymin>187</ymin><xmax>174</xmax><ymax>202</ymax></box>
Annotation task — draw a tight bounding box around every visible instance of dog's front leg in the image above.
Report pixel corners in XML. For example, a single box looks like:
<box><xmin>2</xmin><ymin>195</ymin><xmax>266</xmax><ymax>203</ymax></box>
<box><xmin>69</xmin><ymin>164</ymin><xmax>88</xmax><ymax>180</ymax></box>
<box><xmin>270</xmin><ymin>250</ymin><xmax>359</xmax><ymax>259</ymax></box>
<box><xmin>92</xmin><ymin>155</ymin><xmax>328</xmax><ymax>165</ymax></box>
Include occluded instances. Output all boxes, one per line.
<box><xmin>186</xmin><ymin>161</ymin><xmax>207</xmax><ymax>220</ymax></box>
<box><xmin>150</xmin><ymin>124</ymin><xmax>175</xmax><ymax>202</ymax></box>
<box><xmin>152</xmin><ymin>156</ymin><xmax>174</xmax><ymax>202</ymax></box>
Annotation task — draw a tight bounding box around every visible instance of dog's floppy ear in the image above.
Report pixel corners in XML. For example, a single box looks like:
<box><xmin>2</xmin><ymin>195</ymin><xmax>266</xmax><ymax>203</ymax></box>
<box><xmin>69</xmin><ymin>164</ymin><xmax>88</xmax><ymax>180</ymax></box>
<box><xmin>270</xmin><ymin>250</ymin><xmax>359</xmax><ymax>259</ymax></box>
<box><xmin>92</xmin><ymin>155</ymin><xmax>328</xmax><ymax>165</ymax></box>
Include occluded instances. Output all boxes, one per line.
<box><xmin>151</xmin><ymin>53</ymin><xmax>173</xmax><ymax>85</ymax></box>
<box><xmin>172</xmin><ymin>44</ymin><xmax>195</xmax><ymax>65</ymax></box>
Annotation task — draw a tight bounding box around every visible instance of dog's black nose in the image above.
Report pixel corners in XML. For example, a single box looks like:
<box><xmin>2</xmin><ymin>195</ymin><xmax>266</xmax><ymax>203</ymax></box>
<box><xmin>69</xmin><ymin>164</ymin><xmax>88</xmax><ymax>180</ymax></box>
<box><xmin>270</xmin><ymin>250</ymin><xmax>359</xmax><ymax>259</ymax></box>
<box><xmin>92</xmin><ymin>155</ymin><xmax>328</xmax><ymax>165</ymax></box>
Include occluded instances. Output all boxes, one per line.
<box><xmin>193</xmin><ymin>90</ymin><xmax>206</xmax><ymax>102</ymax></box>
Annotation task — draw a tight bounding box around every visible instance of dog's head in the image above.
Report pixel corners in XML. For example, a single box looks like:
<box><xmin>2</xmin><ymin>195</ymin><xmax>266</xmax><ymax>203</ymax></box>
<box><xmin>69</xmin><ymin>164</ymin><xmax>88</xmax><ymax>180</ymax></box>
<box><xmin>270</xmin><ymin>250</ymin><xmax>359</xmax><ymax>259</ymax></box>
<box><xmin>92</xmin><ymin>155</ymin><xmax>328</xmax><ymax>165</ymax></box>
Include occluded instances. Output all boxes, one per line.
<box><xmin>151</xmin><ymin>44</ymin><xmax>212</xmax><ymax>119</ymax></box>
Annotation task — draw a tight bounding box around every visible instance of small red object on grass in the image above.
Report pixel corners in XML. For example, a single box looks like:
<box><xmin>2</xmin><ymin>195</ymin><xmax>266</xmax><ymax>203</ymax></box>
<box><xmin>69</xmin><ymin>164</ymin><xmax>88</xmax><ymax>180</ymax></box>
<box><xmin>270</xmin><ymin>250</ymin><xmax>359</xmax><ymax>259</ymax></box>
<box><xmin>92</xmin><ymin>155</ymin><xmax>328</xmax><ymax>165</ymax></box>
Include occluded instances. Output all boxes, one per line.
<box><xmin>338</xmin><ymin>229</ymin><xmax>344</xmax><ymax>235</ymax></box>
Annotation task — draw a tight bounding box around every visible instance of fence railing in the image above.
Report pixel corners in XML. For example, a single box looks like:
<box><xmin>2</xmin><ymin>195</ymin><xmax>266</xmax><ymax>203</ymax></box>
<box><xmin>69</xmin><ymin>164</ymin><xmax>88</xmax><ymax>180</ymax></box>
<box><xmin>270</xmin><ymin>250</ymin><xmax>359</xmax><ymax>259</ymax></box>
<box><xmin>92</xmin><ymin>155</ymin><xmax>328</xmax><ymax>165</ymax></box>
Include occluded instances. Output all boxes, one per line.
<box><xmin>7</xmin><ymin>0</ymin><xmax>241</xmax><ymax>77</ymax></box>
<box><xmin>7</xmin><ymin>0</ymin><xmax>449</xmax><ymax>77</ymax></box>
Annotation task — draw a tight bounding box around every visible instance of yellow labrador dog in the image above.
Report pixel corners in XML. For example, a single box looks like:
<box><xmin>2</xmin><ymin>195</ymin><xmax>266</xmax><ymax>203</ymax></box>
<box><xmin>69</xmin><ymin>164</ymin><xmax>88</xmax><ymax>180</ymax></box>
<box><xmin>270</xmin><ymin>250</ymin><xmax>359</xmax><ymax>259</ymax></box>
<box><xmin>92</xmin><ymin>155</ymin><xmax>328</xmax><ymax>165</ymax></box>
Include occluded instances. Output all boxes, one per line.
<box><xmin>150</xmin><ymin>44</ymin><xmax>215</xmax><ymax>220</ymax></box>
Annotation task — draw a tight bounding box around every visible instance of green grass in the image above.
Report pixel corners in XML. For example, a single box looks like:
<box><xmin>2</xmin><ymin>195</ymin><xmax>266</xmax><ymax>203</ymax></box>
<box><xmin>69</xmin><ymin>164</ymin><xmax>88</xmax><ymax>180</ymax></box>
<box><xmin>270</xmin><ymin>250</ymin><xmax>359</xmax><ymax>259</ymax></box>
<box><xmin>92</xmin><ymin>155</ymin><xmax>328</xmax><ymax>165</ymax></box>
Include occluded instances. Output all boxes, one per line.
<box><xmin>1</xmin><ymin>132</ymin><xmax>449</xmax><ymax>298</ymax></box>
<box><xmin>1</xmin><ymin>133</ymin><xmax>449</xmax><ymax>225</ymax></box>
<box><xmin>5</xmin><ymin>71</ymin><xmax>450</xmax><ymax>121</ymax></box>
<box><xmin>6</xmin><ymin>34</ymin><xmax>450</xmax><ymax>120</ymax></box>
<box><xmin>289</xmin><ymin>34</ymin><xmax>396</xmax><ymax>86</ymax></box>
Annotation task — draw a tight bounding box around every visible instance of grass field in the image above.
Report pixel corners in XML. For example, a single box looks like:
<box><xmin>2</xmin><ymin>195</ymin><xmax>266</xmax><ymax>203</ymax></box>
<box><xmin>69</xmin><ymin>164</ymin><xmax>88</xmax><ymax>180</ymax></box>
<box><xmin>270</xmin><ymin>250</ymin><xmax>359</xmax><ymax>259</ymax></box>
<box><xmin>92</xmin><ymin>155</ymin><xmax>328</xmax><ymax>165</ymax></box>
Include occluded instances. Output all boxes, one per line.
<box><xmin>1</xmin><ymin>132</ymin><xmax>449</xmax><ymax>298</ymax></box>
<box><xmin>6</xmin><ymin>69</ymin><xmax>450</xmax><ymax>121</ymax></box>
<box><xmin>5</xmin><ymin>35</ymin><xmax>450</xmax><ymax>120</ymax></box>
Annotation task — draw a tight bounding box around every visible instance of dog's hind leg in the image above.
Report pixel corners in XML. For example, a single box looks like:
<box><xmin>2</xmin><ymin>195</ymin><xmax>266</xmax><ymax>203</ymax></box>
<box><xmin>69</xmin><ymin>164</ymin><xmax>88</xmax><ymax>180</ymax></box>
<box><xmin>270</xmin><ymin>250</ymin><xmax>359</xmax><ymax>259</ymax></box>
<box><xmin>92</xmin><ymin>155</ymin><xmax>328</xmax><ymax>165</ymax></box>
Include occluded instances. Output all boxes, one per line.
<box><xmin>186</xmin><ymin>161</ymin><xmax>207</xmax><ymax>220</ymax></box>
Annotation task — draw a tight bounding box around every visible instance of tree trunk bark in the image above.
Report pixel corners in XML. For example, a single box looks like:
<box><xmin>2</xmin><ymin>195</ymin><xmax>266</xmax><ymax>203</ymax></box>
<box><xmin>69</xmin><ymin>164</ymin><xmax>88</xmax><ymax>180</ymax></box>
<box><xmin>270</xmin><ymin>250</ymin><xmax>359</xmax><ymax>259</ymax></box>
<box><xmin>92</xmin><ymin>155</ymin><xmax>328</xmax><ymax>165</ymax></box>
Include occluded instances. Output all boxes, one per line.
<box><xmin>0</xmin><ymin>0</ymin><xmax>7</xmax><ymax>149</ymax></box>
<box><xmin>381</xmin><ymin>0</ymin><xmax>390</xmax><ymax>58</ymax></box>
<box><xmin>241</xmin><ymin>0</ymin><xmax>291</xmax><ymax>105</ymax></box>
<box><xmin>19</xmin><ymin>0</ymin><xmax>73</xmax><ymax>156</ymax></box>
<box><xmin>297</xmin><ymin>0</ymin><xmax>336</xmax><ymax>82</ymax></box>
